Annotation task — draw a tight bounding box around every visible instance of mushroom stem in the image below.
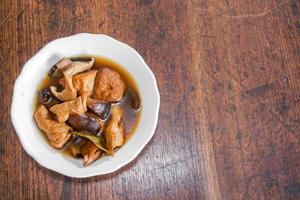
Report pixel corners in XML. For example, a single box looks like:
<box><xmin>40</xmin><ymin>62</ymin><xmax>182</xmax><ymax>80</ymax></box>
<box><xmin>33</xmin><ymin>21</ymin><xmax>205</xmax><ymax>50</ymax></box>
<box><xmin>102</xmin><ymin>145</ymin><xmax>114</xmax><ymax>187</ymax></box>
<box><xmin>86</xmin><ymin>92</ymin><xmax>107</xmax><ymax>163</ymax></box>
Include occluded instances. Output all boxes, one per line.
<box><xmin>50</xmin><ymin>57</ymin><xmax>95</xmax><ymax>101</ymax></box>
<box><xmin>50</xmin><ymin>72</ymin><xmax>77</xmax><ymax>101</ymax></box>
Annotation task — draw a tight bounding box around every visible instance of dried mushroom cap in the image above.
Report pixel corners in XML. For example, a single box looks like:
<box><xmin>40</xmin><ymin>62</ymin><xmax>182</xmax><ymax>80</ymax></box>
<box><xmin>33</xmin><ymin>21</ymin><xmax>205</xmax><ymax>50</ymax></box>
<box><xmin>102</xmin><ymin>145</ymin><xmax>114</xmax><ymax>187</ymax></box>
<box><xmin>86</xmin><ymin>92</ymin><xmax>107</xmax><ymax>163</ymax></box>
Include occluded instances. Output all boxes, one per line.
<box><xmin>104</xmin><ymin>106</ymin><xmax>125</xmax><ymax>155</ymax></box>
<box><xmin>50</xmin><ymin>57</ymin><xmax>95</xmax><ymax>101</ymax></box>
<box><xmin>48</xmin><ymin>58</ymin><xmax>72</xmax><ymax>78</ymax></box>
<box><xmin>86</xmin><ymin>98</ymin><xmax>111</xmax><ymax>120</ymax></box>
<box><xmin>68</xmin><ymin>112</ymin><xmax>102</xmax><ymax>133</ymax></box>
<box><xmin>81</xmin><ymin>141</ymin><xmax>103</xmax><ymax>166</ymax></box>
<box><xmin>39</xmin><ymin>88</ymin><xmax>52</xmax><ymax>105</ymax></box>
<box><xmin>34</xmin><ymin>105</ymin><xmax>72</xmax><ymax>149</ymax></box>
<box><xmin>70</xmin><ymin>57</ymin><xmax>94</xmax><ymax>62</ymax></box>
<box><xmin>63</xmin><ymin>57</ymin><xmax>95</xmax><ymax>76</ymax></box>
<box><xmin>127</xmin><ymin>88</ymin><xmax>141</xmax><ymax>110</ymax></box>
<box><xmin>50</xmin><ymin>96</ymin><xmax>87</xmax><ymax>123</ymax></box>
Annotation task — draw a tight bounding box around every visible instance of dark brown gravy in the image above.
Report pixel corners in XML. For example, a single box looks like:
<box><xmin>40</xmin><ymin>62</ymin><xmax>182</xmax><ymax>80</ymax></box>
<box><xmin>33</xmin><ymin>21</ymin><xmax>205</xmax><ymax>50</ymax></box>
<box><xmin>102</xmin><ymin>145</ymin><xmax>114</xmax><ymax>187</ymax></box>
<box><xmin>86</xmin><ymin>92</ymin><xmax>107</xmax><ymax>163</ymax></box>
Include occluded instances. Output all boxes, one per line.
<box><xmin>35</xmin><ymin>56</ymin><xmax>142</xmax><ymax>158</ymax></box>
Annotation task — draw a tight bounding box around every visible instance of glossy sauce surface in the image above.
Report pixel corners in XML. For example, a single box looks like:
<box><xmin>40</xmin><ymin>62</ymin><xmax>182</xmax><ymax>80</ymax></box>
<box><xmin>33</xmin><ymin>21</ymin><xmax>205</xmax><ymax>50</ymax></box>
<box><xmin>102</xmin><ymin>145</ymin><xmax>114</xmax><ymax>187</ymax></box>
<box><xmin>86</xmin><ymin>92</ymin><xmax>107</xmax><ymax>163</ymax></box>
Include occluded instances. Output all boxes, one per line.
<box><xmin>35</xmin><ymin>56</ymin><xmax>142</xmax><ymax>157</ymax></box>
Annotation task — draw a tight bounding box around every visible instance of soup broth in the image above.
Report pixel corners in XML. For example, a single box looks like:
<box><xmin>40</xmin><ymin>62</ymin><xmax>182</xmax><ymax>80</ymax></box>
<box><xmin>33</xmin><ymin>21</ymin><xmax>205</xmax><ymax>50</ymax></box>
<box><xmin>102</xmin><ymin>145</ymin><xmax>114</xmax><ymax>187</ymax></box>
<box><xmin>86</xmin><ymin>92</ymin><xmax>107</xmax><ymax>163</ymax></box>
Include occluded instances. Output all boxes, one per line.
<box><xmin>35</xmin><ymin>56</ymin><xmax>141</xmax><ymax>158</ymax></box>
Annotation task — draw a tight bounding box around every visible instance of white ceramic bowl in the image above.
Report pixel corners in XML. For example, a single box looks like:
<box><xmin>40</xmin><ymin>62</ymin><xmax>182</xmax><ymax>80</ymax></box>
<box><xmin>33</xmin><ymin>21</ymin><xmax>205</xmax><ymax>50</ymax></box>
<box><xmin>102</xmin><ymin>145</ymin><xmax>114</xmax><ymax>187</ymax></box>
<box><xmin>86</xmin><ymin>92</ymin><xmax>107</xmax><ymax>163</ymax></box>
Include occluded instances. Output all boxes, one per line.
<box><xmin>11</xmin><ymin>33</ymin><xmax>160</xmax><ymax>178</ymax></box>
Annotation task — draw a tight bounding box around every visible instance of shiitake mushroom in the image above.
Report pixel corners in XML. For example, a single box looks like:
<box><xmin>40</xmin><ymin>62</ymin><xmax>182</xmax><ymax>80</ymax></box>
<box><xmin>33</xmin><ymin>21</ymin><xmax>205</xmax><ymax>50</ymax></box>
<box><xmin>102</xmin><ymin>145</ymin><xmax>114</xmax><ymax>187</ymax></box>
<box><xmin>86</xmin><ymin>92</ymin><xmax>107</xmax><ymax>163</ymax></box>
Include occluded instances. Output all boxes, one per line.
<box><xmin>86</xmin><ymin>98</ymin><xmax>111</xmax><ymax>120</ymax></box>
<box><xmin>39</xmin><ymin>88</ymin><xmax>52</xmax><ymax>105</ymax></box>
<box><xmin>70</xmin><ymin>57</ymin><xmax>94</xmax><ymax>62</ymax></box>
<box><xmin>48</xmin><ymin>65</ymin><xmax>61</xmax><ymax>77</ymax></box>
<box><xmin>131</xmin><ymin>90</ymin><xmax>140</xmax><ymax>110</ymax></box>
<box><xmin>125</xmin><ymin>88</ymin><xmax>141</xmax><ymax>110</ymax></box>
<box><xmin>48</xmin><ymin>58</ymin><xmax>72</xmax><ymax>77</ymax></box>
<box><xmin>68</xmin><ymin>112</ymin><xmax>102</xmax><ymax>133</ymax></box>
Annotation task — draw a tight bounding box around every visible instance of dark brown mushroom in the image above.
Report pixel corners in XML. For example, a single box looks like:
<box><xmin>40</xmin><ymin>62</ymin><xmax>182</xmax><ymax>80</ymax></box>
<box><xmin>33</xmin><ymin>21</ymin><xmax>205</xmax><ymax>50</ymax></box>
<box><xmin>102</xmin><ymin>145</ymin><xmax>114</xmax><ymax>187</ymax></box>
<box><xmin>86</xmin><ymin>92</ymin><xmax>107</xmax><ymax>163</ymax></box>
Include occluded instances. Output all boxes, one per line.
<box><xmin>68</xmin><ymin>112</ymin><xmax>102</xmax><ymax>133</ymax></box>
<box><xmin>86</xmin><ymin>98</ymin><xmax>111</xmax><ymax>120</ymax></box>
<box><xmin>48</xmin><ymin>58</ymin><xmax>72</xmax><ymax>78</ymax></box>
<box><xmin>129</xmin><ymin>88</ymin><xmax>141</xmax><ymax>110</ymax></box>
<box><xmin>39</xmin><ymin>88</ymin><xmax>52</xmax><ymax>105</ymax></box>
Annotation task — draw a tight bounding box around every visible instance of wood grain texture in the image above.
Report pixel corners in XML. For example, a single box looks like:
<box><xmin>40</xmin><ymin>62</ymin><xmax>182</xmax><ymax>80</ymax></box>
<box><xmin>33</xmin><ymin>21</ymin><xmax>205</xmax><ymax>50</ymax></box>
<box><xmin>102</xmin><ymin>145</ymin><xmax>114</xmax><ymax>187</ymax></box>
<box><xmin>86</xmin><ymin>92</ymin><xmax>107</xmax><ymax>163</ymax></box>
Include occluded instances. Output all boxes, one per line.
<box><xmin>0</xmin><ymin>0</ymin><xmax>299</xmax><ymax>199</ymax></box>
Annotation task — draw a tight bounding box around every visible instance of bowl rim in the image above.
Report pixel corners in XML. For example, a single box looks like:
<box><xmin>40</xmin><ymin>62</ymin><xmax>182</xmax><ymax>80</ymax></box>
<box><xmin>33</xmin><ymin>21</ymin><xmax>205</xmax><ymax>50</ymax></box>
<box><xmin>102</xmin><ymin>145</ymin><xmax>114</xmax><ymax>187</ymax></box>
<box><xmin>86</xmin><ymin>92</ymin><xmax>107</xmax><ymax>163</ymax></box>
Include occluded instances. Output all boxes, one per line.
<box><xmin>11</xmin><ymin>33</ymin><xmax>160</xmax><ymax>178</ymax></box>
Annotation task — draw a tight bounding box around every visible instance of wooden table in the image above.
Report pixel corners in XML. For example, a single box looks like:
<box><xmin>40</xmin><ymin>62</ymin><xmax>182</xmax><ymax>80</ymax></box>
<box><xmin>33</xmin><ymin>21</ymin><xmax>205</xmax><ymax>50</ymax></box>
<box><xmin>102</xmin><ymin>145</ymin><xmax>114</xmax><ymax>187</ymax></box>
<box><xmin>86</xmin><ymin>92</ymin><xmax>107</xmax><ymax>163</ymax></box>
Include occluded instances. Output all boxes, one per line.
<box><xmin>1</xmin><ymin>0</ymin><xmax>299</xmax><ymax>199</ymax></box>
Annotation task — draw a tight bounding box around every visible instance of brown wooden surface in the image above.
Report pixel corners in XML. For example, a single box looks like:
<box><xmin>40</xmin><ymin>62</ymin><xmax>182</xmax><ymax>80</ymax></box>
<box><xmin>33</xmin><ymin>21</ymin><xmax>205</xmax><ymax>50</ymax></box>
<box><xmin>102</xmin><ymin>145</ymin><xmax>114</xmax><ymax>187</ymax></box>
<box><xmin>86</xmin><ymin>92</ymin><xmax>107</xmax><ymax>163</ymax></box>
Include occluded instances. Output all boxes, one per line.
<box><xmin>0</xmin><ymin>0</ymin><xmax>299</xmax><ymax>199</ymax></box>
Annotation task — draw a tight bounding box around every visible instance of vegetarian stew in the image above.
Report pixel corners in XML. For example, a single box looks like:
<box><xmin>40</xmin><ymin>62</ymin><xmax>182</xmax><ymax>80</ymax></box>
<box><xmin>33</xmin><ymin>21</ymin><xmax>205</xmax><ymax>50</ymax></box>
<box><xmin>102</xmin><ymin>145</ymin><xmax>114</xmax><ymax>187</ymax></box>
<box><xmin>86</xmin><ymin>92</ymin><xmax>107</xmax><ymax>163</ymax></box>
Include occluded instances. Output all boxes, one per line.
<box><xmin>34</xmin><ymin>56</ymin><xmax>141</xmax><ymax>166</ymax></box>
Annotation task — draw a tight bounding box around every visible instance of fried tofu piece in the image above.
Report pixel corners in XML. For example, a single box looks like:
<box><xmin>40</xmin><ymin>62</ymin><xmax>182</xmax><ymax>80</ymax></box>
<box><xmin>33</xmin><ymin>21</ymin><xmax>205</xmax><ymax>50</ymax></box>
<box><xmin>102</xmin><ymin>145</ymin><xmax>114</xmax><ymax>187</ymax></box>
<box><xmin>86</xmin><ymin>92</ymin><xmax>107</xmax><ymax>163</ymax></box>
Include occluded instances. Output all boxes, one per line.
<box><xmin>93</xmin><ymin>68</ymin><xmax>125</xmax><ymax>102</ymax></box>
<box><xmin>50</xmin><ymin>96</ymin><xmax>87</xmax><ymax>123</ymax></box>
<box><xmin>60</xmin><ymin>70</ymin><xmax>97</xmax><ymax>97</ymax></box>
<box><xmin>34</xmin><ymin>105</ymin><xmax>72</xmax><ymax>149</ymax></box>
